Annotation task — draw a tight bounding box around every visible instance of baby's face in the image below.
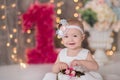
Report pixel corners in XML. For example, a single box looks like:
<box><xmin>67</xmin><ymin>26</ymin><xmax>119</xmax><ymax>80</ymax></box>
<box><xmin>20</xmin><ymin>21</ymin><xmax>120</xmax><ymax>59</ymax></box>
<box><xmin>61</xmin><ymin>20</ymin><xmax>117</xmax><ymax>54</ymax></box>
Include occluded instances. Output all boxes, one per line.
<box><xmin>62</xmin><ymin>28</ymin><xmax>84</xmax><ymax>49</ymax></box>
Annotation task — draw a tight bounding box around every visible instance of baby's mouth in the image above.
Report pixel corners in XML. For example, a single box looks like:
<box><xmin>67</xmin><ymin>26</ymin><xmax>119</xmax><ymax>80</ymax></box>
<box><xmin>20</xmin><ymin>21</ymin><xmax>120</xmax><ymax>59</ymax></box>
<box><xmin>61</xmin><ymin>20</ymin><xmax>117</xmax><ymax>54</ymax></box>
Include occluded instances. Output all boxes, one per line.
<box><xmin>69</xmin><ymin>43</ymin><xmax>75</xmax><ymax>45</ymax></box>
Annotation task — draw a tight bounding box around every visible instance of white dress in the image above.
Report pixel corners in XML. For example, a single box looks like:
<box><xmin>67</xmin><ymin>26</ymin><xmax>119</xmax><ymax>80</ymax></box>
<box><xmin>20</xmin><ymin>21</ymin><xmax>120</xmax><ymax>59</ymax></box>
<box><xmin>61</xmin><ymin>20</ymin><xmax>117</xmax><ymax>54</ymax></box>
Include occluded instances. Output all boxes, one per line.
<box><xmin>42</xmin><ymin>48</ymin><xmax>103</xmax><ymax>80</ymax></box>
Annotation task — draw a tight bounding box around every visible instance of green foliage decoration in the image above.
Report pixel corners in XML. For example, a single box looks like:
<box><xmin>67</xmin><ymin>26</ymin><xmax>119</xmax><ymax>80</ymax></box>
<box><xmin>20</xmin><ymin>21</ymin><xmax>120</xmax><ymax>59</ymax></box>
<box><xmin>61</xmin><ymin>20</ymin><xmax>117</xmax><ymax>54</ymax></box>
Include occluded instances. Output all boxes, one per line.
<box><xmin>79</xmin><ymin>8</ymin><xmax>98</xmax><ymax>27</ymax></box>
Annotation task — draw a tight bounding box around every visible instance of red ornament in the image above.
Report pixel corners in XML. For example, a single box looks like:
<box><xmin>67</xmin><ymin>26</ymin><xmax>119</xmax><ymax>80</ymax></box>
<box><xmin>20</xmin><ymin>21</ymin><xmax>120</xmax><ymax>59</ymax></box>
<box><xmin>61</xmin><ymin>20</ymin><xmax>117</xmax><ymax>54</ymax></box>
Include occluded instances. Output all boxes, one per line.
<box><xmin>22</xmin><ymin>1</ymin><xmax>57</xmax><ymax>64</ymax></box>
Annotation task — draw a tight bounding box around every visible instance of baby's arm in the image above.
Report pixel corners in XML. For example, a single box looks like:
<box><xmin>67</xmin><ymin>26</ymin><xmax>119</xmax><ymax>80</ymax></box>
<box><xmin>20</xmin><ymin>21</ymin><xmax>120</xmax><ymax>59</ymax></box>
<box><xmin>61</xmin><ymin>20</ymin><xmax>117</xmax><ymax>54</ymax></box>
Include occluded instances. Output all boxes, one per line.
<box><xmin>71</xmin><ymin>52</ymin><xmax>99</xmax><ymax>71</ymax></box>
<box><xmin>52</xmin><ymin>56</ymin><xmax>68</xmax><ymax>73</ymax></box>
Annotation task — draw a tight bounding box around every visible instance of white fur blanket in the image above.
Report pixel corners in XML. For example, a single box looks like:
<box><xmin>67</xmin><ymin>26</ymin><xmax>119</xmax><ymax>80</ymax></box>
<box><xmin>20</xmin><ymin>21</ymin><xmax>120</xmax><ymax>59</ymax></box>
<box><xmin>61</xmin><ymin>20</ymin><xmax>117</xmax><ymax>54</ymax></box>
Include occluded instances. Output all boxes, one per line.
<box><xmin>0</xmin><ymin>54</ymin><xmax>120</xmax><ymax>80</ymax></box>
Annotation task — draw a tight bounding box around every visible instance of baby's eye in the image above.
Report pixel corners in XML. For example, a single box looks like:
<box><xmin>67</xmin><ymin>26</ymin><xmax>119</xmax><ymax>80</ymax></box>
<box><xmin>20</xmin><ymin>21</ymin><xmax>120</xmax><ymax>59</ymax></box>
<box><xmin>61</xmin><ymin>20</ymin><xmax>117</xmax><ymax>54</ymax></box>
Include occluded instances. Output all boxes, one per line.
<box><xmin>64</xmin><ymin>35</ymin><xmax>68</xmax><ymax>38</ymax></box>
<box><xmin>73</xmin><ymin>35</ymin><xmax>77</xmax><ymax>37</ymax></box>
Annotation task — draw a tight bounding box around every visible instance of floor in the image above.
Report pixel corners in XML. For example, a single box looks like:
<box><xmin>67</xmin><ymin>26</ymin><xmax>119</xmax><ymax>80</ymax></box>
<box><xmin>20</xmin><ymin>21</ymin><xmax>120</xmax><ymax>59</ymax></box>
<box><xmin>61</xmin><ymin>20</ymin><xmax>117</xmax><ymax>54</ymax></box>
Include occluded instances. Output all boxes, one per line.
<box><xmin>0</xmin><ymin>54</ymin><xmax>120</xmax><ymax>80</ymax></box>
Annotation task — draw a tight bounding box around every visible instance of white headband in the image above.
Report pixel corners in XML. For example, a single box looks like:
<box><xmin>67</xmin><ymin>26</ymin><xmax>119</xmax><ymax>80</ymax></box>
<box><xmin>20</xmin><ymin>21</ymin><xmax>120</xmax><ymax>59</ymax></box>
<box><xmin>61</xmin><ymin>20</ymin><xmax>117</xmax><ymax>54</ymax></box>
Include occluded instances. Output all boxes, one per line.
<box><xmin>66</xmin><ymin>25</ymin><xmax>84</xmax><ymax>34</ymax></box>
<box><xmin>56</xmin><ymin>25</ymin><xmax>84</xmax><ymax>38</ymax></box>
<box><xmin>56</xmin><ymin>19</ymin><xmax>84</xmax><ymax>38</ymax></box>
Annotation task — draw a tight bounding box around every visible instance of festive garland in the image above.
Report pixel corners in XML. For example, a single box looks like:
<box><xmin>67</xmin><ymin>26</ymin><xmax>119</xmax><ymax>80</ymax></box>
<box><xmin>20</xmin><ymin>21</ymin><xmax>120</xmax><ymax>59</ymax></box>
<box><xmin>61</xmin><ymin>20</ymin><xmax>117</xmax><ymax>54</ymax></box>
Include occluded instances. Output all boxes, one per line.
<box><xmin>21</xmin><ymin>1</ymin><xmax>57</xmax><ymax>64</ymax></box>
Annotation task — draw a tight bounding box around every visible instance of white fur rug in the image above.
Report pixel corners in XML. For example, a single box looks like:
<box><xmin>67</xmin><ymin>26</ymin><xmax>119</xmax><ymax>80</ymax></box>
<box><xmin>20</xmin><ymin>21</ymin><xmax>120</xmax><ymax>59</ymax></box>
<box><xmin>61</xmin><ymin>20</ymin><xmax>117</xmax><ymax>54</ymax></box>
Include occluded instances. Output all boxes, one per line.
<box><xmin>0</xmin><ymin>54</ymin><xmax>120</xmax><ymax>80</ymax></box>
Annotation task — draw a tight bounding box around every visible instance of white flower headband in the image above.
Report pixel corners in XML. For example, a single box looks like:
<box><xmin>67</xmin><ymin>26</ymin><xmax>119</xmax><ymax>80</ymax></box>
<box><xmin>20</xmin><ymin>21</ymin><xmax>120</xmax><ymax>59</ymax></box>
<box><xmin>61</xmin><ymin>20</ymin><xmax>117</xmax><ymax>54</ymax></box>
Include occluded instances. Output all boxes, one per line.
<box><xmin>56</xmin><ymin>19</ymin><xmax>84</xmax><ymax>38</ymax></box>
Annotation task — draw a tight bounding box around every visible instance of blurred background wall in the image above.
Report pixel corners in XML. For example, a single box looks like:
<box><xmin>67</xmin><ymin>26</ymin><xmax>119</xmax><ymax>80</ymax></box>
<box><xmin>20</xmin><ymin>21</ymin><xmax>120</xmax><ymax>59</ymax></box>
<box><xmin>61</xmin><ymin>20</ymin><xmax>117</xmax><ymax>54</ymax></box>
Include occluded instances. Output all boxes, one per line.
<box><xmin>0</xmin><ymin>0</ymin><xmax>120</xmax><ymax>65</ymax></box>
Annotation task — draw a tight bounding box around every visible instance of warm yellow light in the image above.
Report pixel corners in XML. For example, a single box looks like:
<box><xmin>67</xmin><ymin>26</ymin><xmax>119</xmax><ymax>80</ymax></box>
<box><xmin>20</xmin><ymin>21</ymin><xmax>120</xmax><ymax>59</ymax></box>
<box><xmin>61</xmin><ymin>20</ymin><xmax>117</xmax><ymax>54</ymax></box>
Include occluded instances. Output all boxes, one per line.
<box><xmin>11</xmin><ymin>54</ymin><xmax>15</xmax><ymax>59</ymax></box>
<box><xmin>57</xmin><ymin>9</ymin><xmax>62</xmax><ymax>15</ymax></box>
<box><xmin>109</xmin><ymin>51</ymin><xmax>114</xmax><ymax>55</ymax></box>
<box><xmin>14</xmin><ymin>38</ymin><xmax>18</xmax><ymax>43</ymax></box>
<box><xmin>50</xmin><ymin>0</ymin><xmax>54</xmax><ymax>3</ymax></box>
<box><xmin>17</xmin><ymin>12</ymin><xmax>21</xmax><ymax>15</ymax></box>
<box><xmin>112</xmin><ymin>46</ymin><xmax>116</xmax><ymax>51</ymax></box>
<box><xmin>74</xmin><ymin>13</ymin><xmax>78</xmax><ymax>17</ymax></box>
<box><xmin>27</xmin><ymin>38</ymin><xmax>31</xmax><ymax>43</ymax></box>
<box><xmin>1</xmin><ymin>15</ymin><xmax>6</xmax><ymax>19</ymax></box>
<box><xmin>11</xmin><ymin>54</ymin><xmax>18</xmax><ymax>62</ymax></box>
<box><xmin>57</xmin><ymin>1</ymin><xmax>64</xmax><ymax>7</ymax></box>
<box><xmin>75</xmin><ymin>6</ymin><xmax>79</xmax><ymax>10</ymax></box>
<box><xmin>78</xmin><ymin>2</ymin><xmax>83</xmax><ymax>8</ymax></box>
<box><xmin>56</xmin><ymin>17</ymin><xmax>60</xmax><ymax>23</ymax></box>
<box><xmin>11</xmin><ymin>3</ymin><xmax>16</xmax><ymax>8</ymax></box>
<box><xmin>2</xmin><ymin>25</ymin><xmax>6</xmax><ymax>30</ymax></box>
<box><xmin>13</xmin><ymin>47</ymin><xmax>17</xmax><ymax>50</ymax></box>
<box><xmin>20</xmin><ymin>62</ymin><xmax>27</xmax><ymax>68</ymax></box>
<box><xmin>57</xmin><ymin>3</ymin><xmax>61</xmax><ymax>7</ymax></box>
<box><xmin>74</xmin><ymin>0</ymin><xmax>78</xmax><ymax>3</ymax></box>
<box><xmin>13</xmin><ymin>47</ymin><xmax>17</xmax><ymax>54</ymax></box>
<box><xmin>9</xmin><ymin>34</ymin><xmax>13</xmax><ymax>38</ymax></box>
<box><xmin>27</xmin><ymin>30</ymin><xmax>31</xmax><ymax>34</ymax></box>
<box><xmin>18</xmin><ymin>21</ymin><xmax>21</xmax><ymax>25</ymax></box>
<box><xmin>1</xmin><ymin>5</ymin><xmax>6</xmax><ymax>9</ymax></box>
<box><xmin>6</xmin><ymin>43</ymin><xmax>10</xmax><ymax>47</ymax></box>
<box><xmin>106</xmin><ymin>50</ymin><xmax>114</xmax><ymax>56</ymax></box>
<box><xmin>13</xmin><ymin>28</ymin><xmax>17</xmax><ymax>33</ymax></box>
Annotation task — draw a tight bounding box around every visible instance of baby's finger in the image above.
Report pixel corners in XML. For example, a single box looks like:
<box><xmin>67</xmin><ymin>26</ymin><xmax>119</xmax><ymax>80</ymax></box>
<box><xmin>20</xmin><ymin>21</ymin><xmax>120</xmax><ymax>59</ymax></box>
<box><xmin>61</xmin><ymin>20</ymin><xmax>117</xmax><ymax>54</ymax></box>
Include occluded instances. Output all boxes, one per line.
<box><xmin>64</xmin><ymin>65</ymin><xmax>68</xmax><ymax>69</ymax></box>
<box><xmin>71</xmin><ymin>62</ymin><xmax>77</xmax><ymax>66</ymax></box>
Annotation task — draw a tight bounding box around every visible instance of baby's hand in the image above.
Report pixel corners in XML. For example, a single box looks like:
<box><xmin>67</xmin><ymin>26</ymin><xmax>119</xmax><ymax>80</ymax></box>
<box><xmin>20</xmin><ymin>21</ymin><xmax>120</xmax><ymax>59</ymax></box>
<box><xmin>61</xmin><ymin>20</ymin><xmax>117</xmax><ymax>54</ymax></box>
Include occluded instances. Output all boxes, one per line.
<box><xmin>70</xmin><ymin>60</ymin><xmax>81</xmax><ymax>67</ymax></box>
<box><xmin>58</xmin><ymin>62</ymin><xmax>68</xmax><ymax>71</ymax></box>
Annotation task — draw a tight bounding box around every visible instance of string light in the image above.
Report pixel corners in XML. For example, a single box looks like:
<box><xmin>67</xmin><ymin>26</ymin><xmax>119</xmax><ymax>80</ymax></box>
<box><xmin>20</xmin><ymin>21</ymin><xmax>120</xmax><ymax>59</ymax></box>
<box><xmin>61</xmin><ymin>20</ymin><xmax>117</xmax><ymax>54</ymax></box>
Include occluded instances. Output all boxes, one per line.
<box><xmin>2</xmin><ymin>25</ymin><xmax>6</xmax><ymax>30</ymax></box>
<box><xmin>57</xmin><ymin>9</ymin><xmax>62</xmax><ymax>15</ymax></box>
<box><xmin>49</xmin><ymin>0</ymin><xmax>54</xmax><ymax>3</ymax></box>
<box><xmin>73</xmin><ymin>0</ymin><xmax>79</xmax><ymax>3</ymax></box>
<box><xmin>17</xmin><ymin>11</ymin><xmax>21</xmax><ymax>15</ymax></box>
<box><xmin>13</xmin><ymin>28</ymin><xmax>17</xmax><ymax>33</ymax></box>
<box><xmin>56</xmin><ymin>17</ymin><xmax>60</xmax><ymax>23</ymax></box>
<box><xmin>6</xmin><ymin>42</ymin><xmax>10</xmax><ymax>47</ymax></box>
<box><xmin>106</xmin><ymin>50</ymin><xmax>114</xmax><ymax>56</ymax></box>
<box><xmin>13</xmin><ymin>47</ymin><xmax>17</xmax><ymax>54</ymax></box>
<box><xmin>11</xmin><ymin>54</ymin><xmax>16</xmax><ymax>59</ymax></box>
<box><xmin>20</xmin><ymin>62</ymin><xmax>27</xmax><ymax>68</ymax></box>
<box><xmin>1</xmin><ymin>5</ymin><xmax>6</xmax><ymax>9</ymax></box>
<box><xmin>18</xmin><ymin>21</ymin><xmax>21</xmax><ymax>25</ymax></box>
<box><xmin>74</xmin><ymin>13</ymin><xmax>78</xmax><ymax>17</ymax></box>
<box><xmin>14</xmin><ymin>38</ymin><xmax>18</xmax><ymax>43</ymax></box>
<box><xmin>27</xmin><ymin>38</ymin><xmax>31</xmax><ymax>43</ymax></box>
<box><xmin>27</xmin><ymin>30</ymin><xmax>31</xmax><ymax>34</ymax></box>
<box><xmin>75</xmin><ymin>6</ymin><xmax>80</xmax><ymax>10</ymax></box>
<box><xmin>12</xmin><ymin>0</ymin><xmax>22</xmax><ymax>64</ymax></box>
<box><xmin>1</xmin><ymin>15</ymin><xmax>6</xmax><ymax>19</ymax></box>
<box><xmin>57</xmin><ymin>1</ymin><xmax>64</xmax><ymax>7</ymax></box>
<box><xmin>112</xmin><ymin>46</ymin><xmax>116</xmax><ymax>51</ymax></box>
<box><xmin>0</xmin><ymin>0</ymin><xmax>26</xmax><ymax>65</ymax></box>
<box><xmin>11</xmin><ymin>3</ymin><xmax>16</xmax><ymax>8</ymax></box>
<box><xmin>11</xmin><ymin>54</ymin><xmax>17</xmax><ymax>62</ymax></box>
<box><xmin>77</xmin><ymin>2</ymin><xmax>83</xmax><ymax>8</ymax></box>
<box><xmin>9</xmin><ymin>34</ymin><xmax>13</xmax><ymax>38</ymax></box>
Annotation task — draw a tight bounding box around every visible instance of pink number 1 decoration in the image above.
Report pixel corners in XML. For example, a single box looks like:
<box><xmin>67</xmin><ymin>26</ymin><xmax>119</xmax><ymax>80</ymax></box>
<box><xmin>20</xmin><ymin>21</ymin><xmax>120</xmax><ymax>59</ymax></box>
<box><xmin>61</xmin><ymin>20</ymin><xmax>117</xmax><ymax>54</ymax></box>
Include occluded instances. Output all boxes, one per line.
<box><xmin>21</xmin><ymin>1</ymin><xmax>57</xmax><ymax>64</ymax></box>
